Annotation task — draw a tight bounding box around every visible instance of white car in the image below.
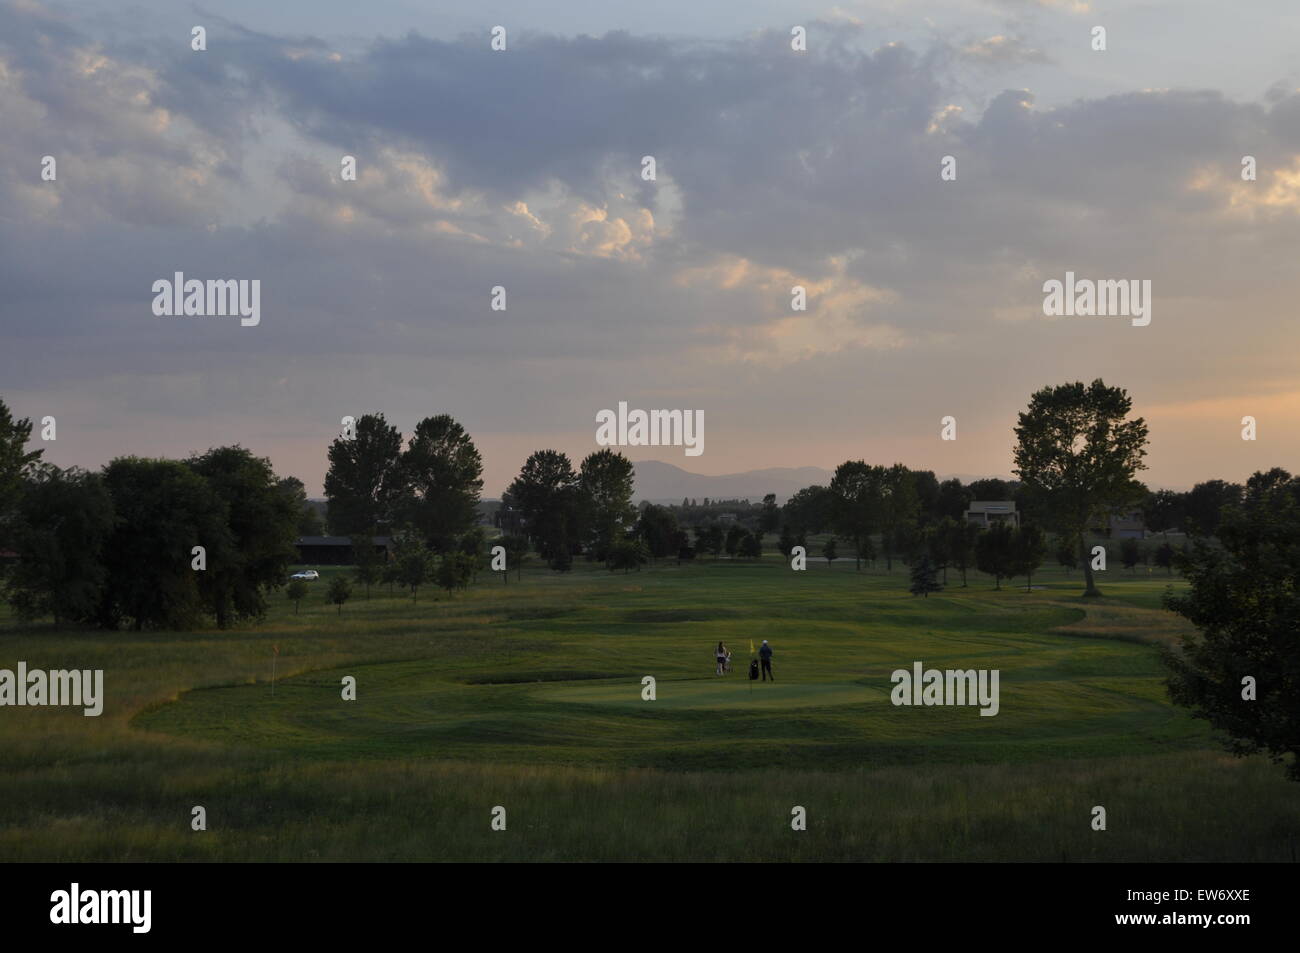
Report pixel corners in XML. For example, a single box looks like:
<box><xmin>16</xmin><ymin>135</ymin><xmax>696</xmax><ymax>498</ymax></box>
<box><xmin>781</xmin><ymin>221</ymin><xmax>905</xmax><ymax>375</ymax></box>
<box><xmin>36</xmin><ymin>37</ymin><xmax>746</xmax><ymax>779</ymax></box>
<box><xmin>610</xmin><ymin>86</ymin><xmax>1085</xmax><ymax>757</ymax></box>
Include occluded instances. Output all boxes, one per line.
<box><xmin>290</xmin><ymin>570</ymin><xmax>320</xmax><ymax>581</ymax></box>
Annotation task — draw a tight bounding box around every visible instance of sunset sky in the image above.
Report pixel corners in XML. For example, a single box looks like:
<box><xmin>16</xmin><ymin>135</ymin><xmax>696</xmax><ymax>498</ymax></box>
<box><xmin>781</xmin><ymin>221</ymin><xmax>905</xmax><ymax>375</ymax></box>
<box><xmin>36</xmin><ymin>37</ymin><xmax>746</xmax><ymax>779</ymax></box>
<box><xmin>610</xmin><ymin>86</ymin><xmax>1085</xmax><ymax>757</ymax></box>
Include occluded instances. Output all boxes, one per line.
<box><xmin>3</xmin><ymin>0</ymin><xmax>1297</xmax><ymax>496</ymax></box>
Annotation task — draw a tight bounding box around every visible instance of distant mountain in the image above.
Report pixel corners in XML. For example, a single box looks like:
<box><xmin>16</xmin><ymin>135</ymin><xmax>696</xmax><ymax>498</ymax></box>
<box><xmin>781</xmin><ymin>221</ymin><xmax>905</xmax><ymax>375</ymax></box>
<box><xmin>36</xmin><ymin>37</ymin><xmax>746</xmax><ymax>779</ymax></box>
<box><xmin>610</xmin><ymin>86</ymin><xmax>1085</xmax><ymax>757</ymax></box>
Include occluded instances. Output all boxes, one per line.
<box><xmin>630</xmin><ymin>460</ymin><xmax>835</xmax><ymax>504</ymax></box>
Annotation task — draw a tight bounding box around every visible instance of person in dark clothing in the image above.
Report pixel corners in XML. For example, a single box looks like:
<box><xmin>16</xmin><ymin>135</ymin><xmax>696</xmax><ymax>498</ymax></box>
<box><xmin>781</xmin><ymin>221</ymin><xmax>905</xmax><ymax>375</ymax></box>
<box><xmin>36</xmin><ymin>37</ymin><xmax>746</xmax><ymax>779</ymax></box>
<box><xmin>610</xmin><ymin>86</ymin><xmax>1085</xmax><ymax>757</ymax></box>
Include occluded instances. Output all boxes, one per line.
<box><xmin>759</xmin><ymin>639</ymin><xmax>774</xmax><ymax>681</ymax></box>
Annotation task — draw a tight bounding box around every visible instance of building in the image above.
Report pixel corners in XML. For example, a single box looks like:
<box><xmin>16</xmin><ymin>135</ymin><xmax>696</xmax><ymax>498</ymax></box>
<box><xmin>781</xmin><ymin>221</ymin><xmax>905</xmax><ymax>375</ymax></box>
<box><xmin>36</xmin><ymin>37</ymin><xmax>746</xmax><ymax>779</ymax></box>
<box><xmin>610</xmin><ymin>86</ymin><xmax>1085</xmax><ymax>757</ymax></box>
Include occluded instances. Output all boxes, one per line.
<box><xmin>965</xmin><ymin>501</ymin><xmax>1019</xmax><ymax>529</ymax></box>
<box><xmin>1107</xmin><ymin>511</ymin><xmax>1146</xmax><ymax>539</ymax></box>
<box><xmin>293</xmin><ymin>536</ymin><xmax>392</xmax><ymax>565</ymax></box>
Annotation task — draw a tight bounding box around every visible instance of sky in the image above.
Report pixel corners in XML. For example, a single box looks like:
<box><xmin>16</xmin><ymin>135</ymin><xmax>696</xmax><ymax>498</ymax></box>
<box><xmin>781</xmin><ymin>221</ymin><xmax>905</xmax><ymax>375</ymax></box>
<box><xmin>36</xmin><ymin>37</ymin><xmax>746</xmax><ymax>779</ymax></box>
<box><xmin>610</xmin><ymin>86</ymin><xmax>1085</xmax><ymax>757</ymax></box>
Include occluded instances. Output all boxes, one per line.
<box><xmin>2</xmin><ymin>0</ymin><xmax>1298</xmax><ymax>496</ymax></box>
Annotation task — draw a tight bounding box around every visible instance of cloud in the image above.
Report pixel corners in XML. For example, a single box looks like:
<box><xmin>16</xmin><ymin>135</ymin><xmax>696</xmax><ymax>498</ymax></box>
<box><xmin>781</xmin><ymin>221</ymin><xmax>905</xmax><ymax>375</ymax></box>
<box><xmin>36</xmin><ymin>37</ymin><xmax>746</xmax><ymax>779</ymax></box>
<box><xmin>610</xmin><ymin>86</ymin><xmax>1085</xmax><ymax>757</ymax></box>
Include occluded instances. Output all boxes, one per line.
<box><xmin>958</xmin><ymin>35</ymin><xmax>1049</xmax><ymax>67</ymax></box>
<box><xmin>3</xmin><ymin>0</ymin><xmax>1300</xmax><ymax>492</ymax></box>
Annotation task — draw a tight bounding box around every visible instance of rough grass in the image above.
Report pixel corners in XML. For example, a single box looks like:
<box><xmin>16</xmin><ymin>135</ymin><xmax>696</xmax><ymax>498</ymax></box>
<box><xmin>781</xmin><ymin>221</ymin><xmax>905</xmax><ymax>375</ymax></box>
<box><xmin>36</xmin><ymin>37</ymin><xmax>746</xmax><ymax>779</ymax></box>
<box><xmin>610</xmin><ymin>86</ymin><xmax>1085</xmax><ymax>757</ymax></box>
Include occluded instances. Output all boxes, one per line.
<box><xmin>1</xmin><ymin>558</ymin><xmax>1295</xmax><ymax>861</ymax></box>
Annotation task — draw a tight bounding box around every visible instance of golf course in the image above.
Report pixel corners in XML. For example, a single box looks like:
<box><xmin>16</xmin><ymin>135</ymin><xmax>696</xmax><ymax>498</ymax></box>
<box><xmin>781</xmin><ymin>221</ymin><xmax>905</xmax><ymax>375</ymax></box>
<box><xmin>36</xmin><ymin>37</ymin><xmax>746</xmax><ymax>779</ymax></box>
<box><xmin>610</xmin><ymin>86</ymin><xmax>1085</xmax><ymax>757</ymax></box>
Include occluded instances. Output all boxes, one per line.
<box><xmin>2</xmin><ymin>557</ymin><xmax>1297</xmax><ymax>862</ymax></box>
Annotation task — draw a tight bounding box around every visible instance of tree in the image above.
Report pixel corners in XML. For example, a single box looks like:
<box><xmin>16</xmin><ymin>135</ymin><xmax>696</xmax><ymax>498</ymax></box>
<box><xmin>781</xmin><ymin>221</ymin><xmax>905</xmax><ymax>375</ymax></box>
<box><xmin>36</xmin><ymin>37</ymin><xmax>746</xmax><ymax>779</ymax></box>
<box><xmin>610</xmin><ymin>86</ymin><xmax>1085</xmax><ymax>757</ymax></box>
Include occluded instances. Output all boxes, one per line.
<box><xmin>608</xmin><ymin>537</ymin><xmax>649</xmax><ymax>573</ymax></box>
<box><xmin>936</xmin><ymin>478</ymin><xmax>971</xmax><ymax>521</ymax></box>
<box><xmin>277</xmin><ymin>476</ymin><xmax>324</xmax><ymax>536</ymax></box>
<box><xmin>829</xmin><ymin>461</ymin><xmax>883</xmax><ymax>571</ymax></box>
<box><xmin>1012</xmin><ymin>380</ymin><xmax>1149</xmax><ymax>597</ymax></box>
<box><xmin>436</xmin><ymin>551</ymin><xmax>476</xmax><ymax>595</ymax></box>
<box><xmin>695</xmin><ymin>524</ymin><xmax>723</xmax><ymax>559</ymax></box>
<box><xmin>0</xmin><ymin>399</ymin><xmax>43</xmax><ymax>551</ymax></box>
<box><xmin>911</xmin><ymin>470</ymin><xmax>941</xmax><ymax>525</ymax></box>
<box><xmin>967</xmin><ymin>477</ymin><xmax>1012</xmax><ymax>501</ymax></box>
<box><xmin>499</xmin><ymin>534</ymin><xmax>530</xmax><ymax>581</ymax></box>
<box><xmin>1120</xmin><ymin>537</ymin><xmax>1141</xmax><ymax>573</ymax></box>
<box><xmin>856</xmin><ymin>533</ymin><xmax>877</xmax><ymax>569</ymax></box>
<box><xmin>724</xmin><ymin>523</ymin><xmax>746</xmax><ymax>557</ymax></box>
<box><xmin>578</xmin><ymin>449</ymin><xmax>636</xmax><ymax>561</ymax></box>
<box><xmin>1183</xmin><ymin>480</ymin><xmax>1243</xmax><ymax>538</ymax></box>
<box><xmin>506</xmin><ymin>450</ymin><xmax>580</xmax><ymax>561</ymax></box>
<box><xmin>878</xmin><ymin>464</ymin><xmax>919</xmax><ymax>572</ymax></box>
<box><xmin>1055</xmin><ymin>537</ymin><xmax>1078</xmax><ymax>574</ymax></box>
<box><xmin>1164</xmin><ymin>468</ymin><xmax>1300</xmax><ymax>780</ymax></box>
<box><xmin>822</xmin><ymin>537</ymin><xmax>838</xmax><ymax>567</ymax></box>
<box><xmin>99</xmin><ymin>457</ymin><xmax>228</xmax><ymax>630</ymax></box>
<box><xmin>909</xmin><ymin>554</ymin><xmax>942</xmax><ymax>597</ymax></box>
<box><xmin>759</xmin><ymin>494</ymin><xmax>781</xmax><ymax>536</ymax></box>
<box><xmin>1011</xmin><ymin>524</ymin><xmax>1047</xmax><ymax>590</ymax></box>
<box><xmin>636</xmin><ymin>504</ymin><xmax>680</xmax><ymax>561</ymax></box>
<box><xmin>674</xmin><ymin>528</ymin><xmax>694</xmax><ymax>563</ymax></box>
<box><xmin>737</xmin><ymin>531</ymin><xmax>763</xmax><ymax>560</ymax></box>
<box><xmin>187</xmin><ymin>446</ymin><xmax>299</xmax><ymax>629</ymax></box>
<box><xmin>324</xmin><ymin>413</ymin><xmax>404</xmax><ymax>535</ymax></box>
<box><xmin>945</xmin><ymin>519</ymin><xmax>979</xmax><ymax>587</ymax></box>
<box><xmin>398</xmin><ymin>414</ymin><xmax>483</xmax><ymax>553</ymax></box>
<box><xmin>891</xmin><ymin>522</ymin><xmax>925</xmax><ymax>567</ymax></box>
<box><xmin>286</xmin><ymin>579</ymin><xmax>308</xmax><ymax>613</ymax></box>
<box><xmin>975</xmin><ymin>522</ymin><xmax>1014</xmax><ymax>589</ymax></box>
<box><xmin>926</xmin><ymin>519</ymin><xmax>955</xmax><ymax>585</ymax></box>
<box><xmin>1142</xmin><ymin>488</ymin><xmax>1184</xmax><ymax>536</ymax></box>
<box><xmin>327</xmin><ymin>576</ymin><xmax>352</xmax><ymax>614</ymax></box>
<box><xmin>381</xmin><ymin>559</ymin><xmax>401</xmax><ymax>595</ymax></box>
<box><xmin>784</xmin><ymin>485</ymin><xmax>834</xmax><ymax>535</ymax></box>
<box><xmin>351</xmin><ymin>534</ymin><xmax>383</xmax><ymax>599</ymax></box>
<box><xmin>5</xmin><ymin>466</ymin><xmax>113</xmax><ymax>623</ymax></box>
<box><xmin>777</xmin><ymin>525</ymin><xmax>797</xmax><ymax>558</ymax></box>
<box><xmin>393</xmin><ymin>534</ymin><xmax>434</xmax><ymax>601</ymax></box>
<box><xmin>1154</xmin><ymin>541</ymin><xmax>1175</xmax><ymax>575</ymax></box>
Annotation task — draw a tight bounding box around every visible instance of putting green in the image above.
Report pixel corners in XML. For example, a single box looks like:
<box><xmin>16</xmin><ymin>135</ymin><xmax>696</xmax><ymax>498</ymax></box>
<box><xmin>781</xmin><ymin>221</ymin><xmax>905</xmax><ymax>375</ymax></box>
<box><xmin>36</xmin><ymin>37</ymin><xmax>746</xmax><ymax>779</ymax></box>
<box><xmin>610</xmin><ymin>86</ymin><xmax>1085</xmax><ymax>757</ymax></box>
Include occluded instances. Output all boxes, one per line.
<box><xmin>538</xmin><ymin>677</ymin><xmax>885</xmax><ymax>709</ymax></box>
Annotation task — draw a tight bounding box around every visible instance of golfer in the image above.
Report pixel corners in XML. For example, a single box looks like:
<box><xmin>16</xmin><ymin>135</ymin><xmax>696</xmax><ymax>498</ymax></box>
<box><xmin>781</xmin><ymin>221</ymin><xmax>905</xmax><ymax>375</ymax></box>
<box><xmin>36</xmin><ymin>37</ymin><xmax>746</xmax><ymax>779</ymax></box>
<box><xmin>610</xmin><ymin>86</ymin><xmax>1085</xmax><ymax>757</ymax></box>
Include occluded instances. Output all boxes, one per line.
<box><xmin>715</xmin><ymin>641</ymin><xmax>730</xmax><ymax>676</ymax></box>
<box><xmin>759</xmin><ymin>639</ymin><xmax>774</xmax><ymax>681</ymax></box>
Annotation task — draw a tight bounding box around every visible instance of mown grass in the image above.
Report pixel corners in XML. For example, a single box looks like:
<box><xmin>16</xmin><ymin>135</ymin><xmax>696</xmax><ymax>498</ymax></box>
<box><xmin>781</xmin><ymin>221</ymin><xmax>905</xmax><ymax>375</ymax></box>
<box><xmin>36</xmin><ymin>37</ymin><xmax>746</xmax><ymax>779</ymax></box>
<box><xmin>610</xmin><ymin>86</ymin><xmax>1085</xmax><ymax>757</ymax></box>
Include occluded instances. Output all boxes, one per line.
<box><xmin>2</xmin><ymin>557</ymin><xmax>1296</xmax><ymax>861</ymax></box>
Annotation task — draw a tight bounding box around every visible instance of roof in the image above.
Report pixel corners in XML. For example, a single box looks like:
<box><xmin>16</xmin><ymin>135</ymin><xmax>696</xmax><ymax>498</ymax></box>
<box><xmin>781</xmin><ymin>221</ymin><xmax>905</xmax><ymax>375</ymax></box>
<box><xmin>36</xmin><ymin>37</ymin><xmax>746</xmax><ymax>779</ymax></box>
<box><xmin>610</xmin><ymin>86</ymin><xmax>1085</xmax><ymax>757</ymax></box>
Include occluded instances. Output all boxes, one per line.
<box><xmin>295</xmin><ymin>536</ymin><xmax>392</xmax><ymax>546</ymax></box>
<box><xmin>967</xmin><ymin>501</ymin><xmax>1016</xmax><ymax>512</ymax></box>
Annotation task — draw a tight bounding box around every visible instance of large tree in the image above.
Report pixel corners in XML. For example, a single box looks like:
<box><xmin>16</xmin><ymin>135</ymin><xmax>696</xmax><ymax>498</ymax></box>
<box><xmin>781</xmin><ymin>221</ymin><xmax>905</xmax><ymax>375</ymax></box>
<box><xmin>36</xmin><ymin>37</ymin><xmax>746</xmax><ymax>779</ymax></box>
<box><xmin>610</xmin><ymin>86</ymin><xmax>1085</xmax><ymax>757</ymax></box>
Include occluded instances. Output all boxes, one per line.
<box><xmin>506</xmin><ymin>450</ymin><xmax>580</xmax><ymax>563</ymax></box>
<box><xmin>636</xmin><ymin>504</ymin><xmax>680</xmax><ymax>560</ymax></box>
<box><xmin>975</xmin><ymin>522</ymin><xmax>1014</xmax><ymax>589</ymax></box>
<box><xmin>187</xmin><ymin>446</ymin><xmax>299</xmax><ymax>628</ymax></box>
<box><xmin>1182</xmin><ymin>480</ymin><xmax>1243</xmax><ymax>538</ymax></box>
<box><xmin>277</xmin><ymin>476</ymin><xmax>324</xmax><ymax>536</ymax></box>
<box><xmin>398</xmin><ymin>414</ymin><xmax>484</xmax><ymax>553</ymax></box>
<box><xmin>0</xmin><ymin>399</ymin><xmax>43</xmax><ymax>550</ymax></box>
<box><xmin>4</xmin><ymin>465</ymin><xmax>114</xmax><ymax>622</ymax></box>
<box><xmin>1012</xmin><ymin>380</ymin><xmax>1149</xmax><ymax>597</ymax></box>
<box><xmin>1141</xmin><ymin>488</ymin><xmax>1185</xmax><ymax>537</ymax></box>
<box><xmin>829</xmin><ymin>461</ymin><xmax>883</xmax><ymax>571</ymax></box>
<box><xmin>1164</xmin><ymin>468</ymin><xmax>1300</xmax><ymax>780</ymax></box>
<box><xmin>878</xmin><ymin>463</ymin><xmax>919</xmax><ymax>572</ymax></box>
<box><xmin>99</xmin><ymin>457</ymin><xmax>229</xmax><ymax>630</ymax></box>
<box><xmin>324</xmin><ymin>413</ymin><xmax>404</xmax><ymax>535</ymax></box>
<box><xmin>578</xmin><ymin>449</ymin><xmax>636</xmax><ymax>561</ymax></box>
<box><xmin>936</xmin><ymin>478</ymin><xmax>972</xmax><ymax>521</ymax></box>
<box><xmin>783</xmin><ymin>484</ymin><xmax>834</xmax><ymax>535</ymax></box>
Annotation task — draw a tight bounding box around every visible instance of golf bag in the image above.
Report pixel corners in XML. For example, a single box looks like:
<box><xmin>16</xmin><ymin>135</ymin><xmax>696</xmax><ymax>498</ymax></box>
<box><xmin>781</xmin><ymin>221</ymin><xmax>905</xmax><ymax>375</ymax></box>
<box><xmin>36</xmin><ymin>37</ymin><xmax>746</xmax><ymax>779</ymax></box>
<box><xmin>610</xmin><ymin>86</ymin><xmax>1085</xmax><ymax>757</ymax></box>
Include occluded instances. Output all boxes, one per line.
<box><xmin>749</xmin><ymin>659</ymin><xmax>760</xmax><ymax>681</ymax></box>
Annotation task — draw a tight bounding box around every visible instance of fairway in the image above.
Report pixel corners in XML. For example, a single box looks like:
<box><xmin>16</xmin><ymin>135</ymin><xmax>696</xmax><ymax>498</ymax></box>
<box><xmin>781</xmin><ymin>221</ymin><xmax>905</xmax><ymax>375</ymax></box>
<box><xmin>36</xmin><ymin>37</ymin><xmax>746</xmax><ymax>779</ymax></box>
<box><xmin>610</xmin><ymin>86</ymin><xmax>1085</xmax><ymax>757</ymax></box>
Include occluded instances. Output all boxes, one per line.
<box><xmin>5</xmin><ymin>558</ymin><xmax>1299</xmax><ymax>861</ymax></box>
